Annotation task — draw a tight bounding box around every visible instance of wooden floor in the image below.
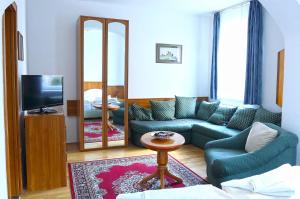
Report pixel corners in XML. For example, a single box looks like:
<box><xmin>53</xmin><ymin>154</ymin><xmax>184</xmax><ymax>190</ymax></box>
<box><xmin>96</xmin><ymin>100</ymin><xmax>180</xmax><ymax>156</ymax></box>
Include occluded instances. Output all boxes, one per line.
<box><xmin>20</xmin><ymin>144</ymin><xmax>207</xmax><ymax>199</ymax></box>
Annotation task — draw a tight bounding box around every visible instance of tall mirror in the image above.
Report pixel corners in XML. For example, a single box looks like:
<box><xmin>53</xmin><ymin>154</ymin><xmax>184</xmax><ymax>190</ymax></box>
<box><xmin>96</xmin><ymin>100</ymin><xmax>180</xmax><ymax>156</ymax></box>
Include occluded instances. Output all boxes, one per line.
<box><xmin>79</xmin><ymin>16</ymin><xmax>129</xmax><ymax>151</ymax></box>
<box><xmin>107</xmin><ymin>21</ymin><xmax>127</xmax><ymax>147</ymax></box>
<box><xmin>82</xmin><ymin>19</ymin><xmax>104</xmax><ymax>150</ymax></box>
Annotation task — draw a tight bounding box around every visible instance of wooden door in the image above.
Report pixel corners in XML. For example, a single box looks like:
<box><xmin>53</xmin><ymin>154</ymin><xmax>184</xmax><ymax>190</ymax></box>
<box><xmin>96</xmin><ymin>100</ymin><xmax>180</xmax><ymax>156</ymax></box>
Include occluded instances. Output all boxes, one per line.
<box><xmin>3</xmin><ymin>3</ymin><xmax>23</xmax><ymax>197</ymax></box>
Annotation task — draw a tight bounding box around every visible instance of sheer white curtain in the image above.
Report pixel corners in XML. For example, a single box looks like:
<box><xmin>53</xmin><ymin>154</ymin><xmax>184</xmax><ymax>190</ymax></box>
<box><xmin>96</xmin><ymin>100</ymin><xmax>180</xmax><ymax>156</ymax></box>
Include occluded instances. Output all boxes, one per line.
<box><xmin>217</xmin><ymin>3</ymin><xmax>250</xmax><ymax>104</ymax></box>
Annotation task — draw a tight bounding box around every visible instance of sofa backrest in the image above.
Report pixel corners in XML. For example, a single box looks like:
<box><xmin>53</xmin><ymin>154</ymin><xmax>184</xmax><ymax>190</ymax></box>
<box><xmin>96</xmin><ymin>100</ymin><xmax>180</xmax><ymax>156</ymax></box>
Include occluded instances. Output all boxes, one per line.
<box><xmin>264</xmin><ymin>123</ymin><xmax>299</xmax><ymax>148</ymax></box>
<box><xmin>128</xmin><ymin>97</ymin><xmax>208</xmax><ymax>108</ymax></box>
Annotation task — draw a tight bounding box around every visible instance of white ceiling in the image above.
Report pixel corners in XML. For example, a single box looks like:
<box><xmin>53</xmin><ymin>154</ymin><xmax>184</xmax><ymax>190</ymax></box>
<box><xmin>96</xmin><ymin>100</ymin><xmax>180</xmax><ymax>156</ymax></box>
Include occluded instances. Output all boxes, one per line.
<box><xmin>84</xmin><ymin>0</ymin><xmax>247</xmax><ymax>14</ymax></box>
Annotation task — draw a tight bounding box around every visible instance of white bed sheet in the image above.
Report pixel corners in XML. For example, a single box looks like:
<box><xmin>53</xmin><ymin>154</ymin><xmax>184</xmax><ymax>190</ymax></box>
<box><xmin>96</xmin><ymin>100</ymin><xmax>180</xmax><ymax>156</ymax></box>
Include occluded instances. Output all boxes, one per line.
<box><xmin>117</xmin><ymin>185</ymin><xmax>235</xmax><ymax>199</ymax></box>
<box><xmin>84</xmin><ymin>89</ymin><xmax>102</xmax><ymax>104</ymax></box>
<box><xmin>222</xmin><ymin>165</ymin><xmax>300</xmax><ymax>199</ymax></box>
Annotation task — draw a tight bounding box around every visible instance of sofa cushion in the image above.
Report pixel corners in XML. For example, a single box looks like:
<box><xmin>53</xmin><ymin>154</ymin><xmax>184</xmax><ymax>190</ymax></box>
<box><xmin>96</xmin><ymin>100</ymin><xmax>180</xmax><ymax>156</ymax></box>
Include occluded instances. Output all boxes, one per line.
<box><xmin>196</xmin><ymin>101</ymin><xmax>220</xmax><ymax>120</ymax></box>
<box><xmin>253</xmin><ymin>107</ymin><xmax>282</xmax><ymax>126</ymax></box>
<box><xmin>205</xmin><ymin>148</ymin><xmax>246</xmax><ymax>166</ymax></box>
<box><xmin>227</xmin><ymin>108</ymin><xmax>257</xmax><ymax>130</ymax></box>
<box><xmin>192</xmin><ymin>122</ymin><xmax>240</xmax><ymax>140</ymax></box>
<box><xmin>150</xmin><ymin>100</ymin><xmax>175</xmax><ymax>121</ymax></box>
<box><xmin>208</xmin><ymin>105</ymin><xmax>237</xmax><ymax>125</ymax></box>
<box><xmin>130</xmin><ymin>119</ymin><xmax>205</xmax><ymax>134</ymax></box>
<box><xmin>245</xmin><ymin>122</ymin><xmax>278</xmax><ymax>152</ymax></box>
<box><xmin>175</xmin><ymin>96</ymin><xmax>197</xmax><ymax>119</ymax></box>
<box><xmin>132</xmin><ymin>104</ymin><xmax>153</xmax><ymax>121</ymax></box>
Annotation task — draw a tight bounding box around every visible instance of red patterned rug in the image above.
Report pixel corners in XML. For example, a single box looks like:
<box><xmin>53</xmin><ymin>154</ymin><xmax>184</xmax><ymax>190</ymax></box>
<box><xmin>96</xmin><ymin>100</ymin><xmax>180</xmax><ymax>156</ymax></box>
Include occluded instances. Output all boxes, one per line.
<box><xmin>84</xmin><ymin>120</ymin><xmax>124</xmax><ymax>143</ymax></box>
<box><xmin>69</xmin><ymin>154</ymin><xmax>206</xmax><ymax>199</ymax></box>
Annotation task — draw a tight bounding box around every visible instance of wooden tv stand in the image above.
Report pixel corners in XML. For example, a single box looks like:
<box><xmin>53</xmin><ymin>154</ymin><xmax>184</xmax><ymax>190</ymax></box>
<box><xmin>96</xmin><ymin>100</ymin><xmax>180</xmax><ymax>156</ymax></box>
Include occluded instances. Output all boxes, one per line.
<box><xmin>25</xmin><ymin>111</ymin><xmax>67</xmax><ymax>191</ymax></box>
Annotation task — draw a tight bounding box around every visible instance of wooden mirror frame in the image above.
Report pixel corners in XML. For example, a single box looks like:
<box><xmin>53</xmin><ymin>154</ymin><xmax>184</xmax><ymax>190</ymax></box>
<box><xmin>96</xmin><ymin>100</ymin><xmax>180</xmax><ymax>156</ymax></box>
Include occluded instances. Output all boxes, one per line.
<box><xmin>78</xmin><ymin>16</ymin><xmax>129</xmax><ymax>151</ymax></box>
<box><xmin>105</xmin><ymin>18</ymin><xmax>129</xmax><ymax>148</ymax></box>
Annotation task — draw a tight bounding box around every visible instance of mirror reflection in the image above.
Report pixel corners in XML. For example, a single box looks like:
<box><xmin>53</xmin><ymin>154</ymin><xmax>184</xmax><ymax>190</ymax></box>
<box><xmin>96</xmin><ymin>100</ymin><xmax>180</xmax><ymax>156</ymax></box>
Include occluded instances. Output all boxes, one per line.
<box><xmin>107</xmin><ymin>22</ymin><xmax>126</xmax><ymax>147</ymax></box>
<box><xmin>83</xmin><ymin>20</ymin><xmax>103</xmax><ymax>149</ymax></box>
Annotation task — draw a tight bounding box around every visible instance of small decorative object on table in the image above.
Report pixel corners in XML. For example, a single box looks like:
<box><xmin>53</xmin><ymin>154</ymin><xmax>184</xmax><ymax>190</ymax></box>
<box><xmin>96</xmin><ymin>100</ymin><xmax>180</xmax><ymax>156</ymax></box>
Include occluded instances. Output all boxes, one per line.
<box><xmin>151</xmin><ymin>131</ymin><xmax>174</xmax><ymax>140</ymax></box>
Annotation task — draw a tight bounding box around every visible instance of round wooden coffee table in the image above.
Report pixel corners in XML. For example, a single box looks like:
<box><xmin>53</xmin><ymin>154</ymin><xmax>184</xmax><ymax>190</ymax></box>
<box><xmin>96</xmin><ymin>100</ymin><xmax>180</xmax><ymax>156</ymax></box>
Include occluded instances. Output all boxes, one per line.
<box><xmin>139</xmin><ymin>132</ymin><xmax>185</xmax><ymax>189</ymax></box>
<box><xmin>92</xmin><ymin>104</ymin><xmax>120</xmax><ymax>131</ymax></box>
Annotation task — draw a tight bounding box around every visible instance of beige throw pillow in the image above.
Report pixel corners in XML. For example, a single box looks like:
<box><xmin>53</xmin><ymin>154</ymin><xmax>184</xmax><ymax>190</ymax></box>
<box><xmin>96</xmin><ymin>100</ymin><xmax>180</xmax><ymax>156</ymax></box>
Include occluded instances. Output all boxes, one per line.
<box><xmin>245</xmin><ymin>122</ymin><xmax>278</xmax><ymax>152</ymax></box>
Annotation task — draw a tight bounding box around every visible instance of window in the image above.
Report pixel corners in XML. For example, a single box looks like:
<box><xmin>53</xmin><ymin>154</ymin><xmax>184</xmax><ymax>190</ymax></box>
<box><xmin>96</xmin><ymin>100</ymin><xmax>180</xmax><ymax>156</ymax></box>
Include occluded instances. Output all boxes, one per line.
<box><xmin>217</xmin><ymin>3</ymin><xmax>250</xmax><ymax>104</ymax></box>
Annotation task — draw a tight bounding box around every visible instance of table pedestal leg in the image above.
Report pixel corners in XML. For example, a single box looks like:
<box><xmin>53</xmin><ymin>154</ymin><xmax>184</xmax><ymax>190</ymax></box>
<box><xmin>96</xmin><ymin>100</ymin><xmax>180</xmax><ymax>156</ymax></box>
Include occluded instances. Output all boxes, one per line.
<box><xmin>139</xmin><ymin>151</ymin><xmax>183</xmax><ymax>189</ymax></box>
<box><xmin>107</xmin><ymin>111</ymin><xmax>115</xmax><ymax>131</ymax></box>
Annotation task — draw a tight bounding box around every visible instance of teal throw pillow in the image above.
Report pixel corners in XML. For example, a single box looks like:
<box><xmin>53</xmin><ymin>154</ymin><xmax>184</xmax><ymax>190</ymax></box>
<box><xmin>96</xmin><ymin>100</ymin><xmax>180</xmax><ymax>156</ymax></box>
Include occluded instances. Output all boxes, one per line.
<box><xmin>175</xmin><ymin>96</ymin><xmax>197</xmax><ymax>119</ymax></box>
<box><xmin>196</xmin><ymin>101</ymin><xmax>220</xmax><ymax>120</ymax></box>
<box><xmin>253</xmin><ymin>107</ymin><xmax>282</xmax><ymax>126</ymax></box>
<box><xmin>195</xmin><ymin>101</ymin><xmax>202</xmax><ymax>113</ymax></box>
<box><xmin>227</xmin><ymin>107</ymin><xmax>257</xmax><ymax>130</ymax></box>
<box><xmin>131</xmin><ymin>104</ymin><xmax>153</xmax><ymax>121</ymax></box>
<box><xmin>128</xmin><ymin>105</ymin><xmax>135</xmax><ymax>120</ymax></box>
<box><xmin>150</xmin><ymin>100</ymin><xmax>175</xmax><ymax>121</ymax></box>
<box><xmin>208</xmin><ymin>105</ymin><xmax>237</xmax><ymax>125</ymax></box>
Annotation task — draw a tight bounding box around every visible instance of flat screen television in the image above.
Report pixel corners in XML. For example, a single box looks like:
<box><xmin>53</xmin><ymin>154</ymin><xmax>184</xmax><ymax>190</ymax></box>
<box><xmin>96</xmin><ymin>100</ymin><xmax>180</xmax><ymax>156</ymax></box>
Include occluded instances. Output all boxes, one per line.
<box><xmin>22</xmin><ymin>75</ymin><xmax>64</xmax><ymax>113</ymax></box>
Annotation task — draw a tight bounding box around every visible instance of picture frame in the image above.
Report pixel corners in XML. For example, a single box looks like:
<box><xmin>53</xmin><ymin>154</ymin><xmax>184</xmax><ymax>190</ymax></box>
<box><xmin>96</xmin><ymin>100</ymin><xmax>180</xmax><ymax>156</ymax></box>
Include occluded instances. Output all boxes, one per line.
<box><xmin>156</xmin><ymin>43</ymin><xmax>182</xmax><ymax>64</ymax></box>
<box><xmin>17</xmin><ymin>31</ymin><xmax>24</xmax><ymax>61</ymax></box>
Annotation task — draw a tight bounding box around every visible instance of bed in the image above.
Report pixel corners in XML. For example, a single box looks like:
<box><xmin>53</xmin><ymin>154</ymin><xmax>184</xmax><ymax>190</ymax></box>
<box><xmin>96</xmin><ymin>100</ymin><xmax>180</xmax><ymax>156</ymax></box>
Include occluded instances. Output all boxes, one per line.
<box><xmin>84</xmin><ymin>88</ymin><xmax>121</xmax><ymax>119</ymax></box>
<box><xmin>84</xmin><ymin>89</ymin><xmax>102</xmax><ymax>119</ymax></box>
<box><xmin>117</xmin><ymin>164</ymin><xmax>300</xmax><ymax>199</ymax></box>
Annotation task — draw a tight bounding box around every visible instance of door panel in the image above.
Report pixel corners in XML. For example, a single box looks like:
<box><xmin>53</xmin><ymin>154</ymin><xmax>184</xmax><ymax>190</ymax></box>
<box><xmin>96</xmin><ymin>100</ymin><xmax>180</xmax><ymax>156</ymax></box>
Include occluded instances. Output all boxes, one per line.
<box><xmin>79</xmin><ymin>17</ymin><xmax>106</xmax><ymax>150</ymax></box>
<box><xmin>79</xmin><ymin>16</ymin><xmax>128</xmax><ymax>151</ymax></box>
<box><xmin>107</xmin><ymin>21</ymin><xmax>126</xmax><ymax>147</ymax></box>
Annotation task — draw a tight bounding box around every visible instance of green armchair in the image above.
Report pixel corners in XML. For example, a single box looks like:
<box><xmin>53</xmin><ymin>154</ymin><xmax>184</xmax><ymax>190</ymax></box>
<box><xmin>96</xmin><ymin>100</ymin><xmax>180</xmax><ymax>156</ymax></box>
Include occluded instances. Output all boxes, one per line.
<box><xmin>204</xmin><ymin>123</ymin><xmax>298</xmax><ymax>187</ymax></box>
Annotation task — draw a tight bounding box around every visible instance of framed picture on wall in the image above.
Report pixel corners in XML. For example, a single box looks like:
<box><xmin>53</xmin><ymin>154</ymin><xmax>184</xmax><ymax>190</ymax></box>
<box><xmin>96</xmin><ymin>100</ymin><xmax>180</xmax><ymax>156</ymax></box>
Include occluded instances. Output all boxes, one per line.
<box><xmin>156</xmin><ymin>43</ymin><xmax>182</xmax><ymax>64</ymax></box>
<box><xmin>17</xmin><ymin>31</ymin><xmax>24</xmax><ymax>61</ymax></box>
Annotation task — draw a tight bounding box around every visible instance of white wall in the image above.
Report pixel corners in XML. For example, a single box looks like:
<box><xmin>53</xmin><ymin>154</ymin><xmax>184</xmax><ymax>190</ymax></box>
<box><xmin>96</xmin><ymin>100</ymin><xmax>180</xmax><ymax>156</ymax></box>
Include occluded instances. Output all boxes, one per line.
<box><xmin>261</xmin><ymin>8</ymin><xmax>284</xmax><ymax>112</ymax></box>
<box><xmin>26</xmin><ymin>0</ymin><xmax>212</xmax><ymax>143</ymax></box>
<box><xmin>0</xmin><ymin>0</ymin><xmax>27</xmax><ymax>197</ymax></box>
<box><xmin>259</xmin><ymin>0</ymin><xmax>300</xmax><ymax>164</ymax></box>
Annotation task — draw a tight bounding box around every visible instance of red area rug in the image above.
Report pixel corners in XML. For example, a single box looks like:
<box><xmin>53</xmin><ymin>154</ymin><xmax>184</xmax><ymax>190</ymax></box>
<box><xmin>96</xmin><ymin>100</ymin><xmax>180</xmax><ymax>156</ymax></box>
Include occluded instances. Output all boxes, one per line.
<box><xmin>69</xmin><ymin>154</ymin><xmax>206</xmax><ymax>199</ymax></box>
<box><xmin>84</xmin><ymin>120</ymin><xmax>124</xmax><ymax>143</ymax></box>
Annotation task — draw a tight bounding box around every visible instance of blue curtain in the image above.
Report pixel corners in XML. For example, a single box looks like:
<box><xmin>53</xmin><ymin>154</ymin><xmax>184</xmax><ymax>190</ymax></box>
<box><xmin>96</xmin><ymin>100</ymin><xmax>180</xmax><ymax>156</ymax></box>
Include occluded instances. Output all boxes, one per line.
<box><xmin>244</xmin><ymin>0</ymin><xmax>263</xmax><ymax>104</ymax></box>
<box><xmin>210</xmin><ymin>12</ymin><xmax>220</xmax><ymax>100</ymax></box>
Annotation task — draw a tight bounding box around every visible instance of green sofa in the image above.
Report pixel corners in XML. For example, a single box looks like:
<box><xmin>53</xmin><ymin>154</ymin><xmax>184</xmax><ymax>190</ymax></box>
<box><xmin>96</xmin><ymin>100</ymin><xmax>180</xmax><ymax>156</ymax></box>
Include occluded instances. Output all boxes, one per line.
<box><xmin>204</xmin><ymin>123</ymin><xmax>299</xmax><ymax>187</ymax></box>
<box><xmin>122</xmin><ymin>99</ymin><xmax>281</xmax><ymax>149</ymax></box>
<box><xmin>130</xmin><ymin>119</ymin><xmax>242</xmax><ymax>148</ymax></box>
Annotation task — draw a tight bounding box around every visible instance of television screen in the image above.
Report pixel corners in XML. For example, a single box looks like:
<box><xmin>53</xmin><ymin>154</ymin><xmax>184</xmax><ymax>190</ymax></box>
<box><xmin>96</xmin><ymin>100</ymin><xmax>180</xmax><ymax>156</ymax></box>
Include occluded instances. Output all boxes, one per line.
<box><xmin>22</xmin><ymin>75</ymin><xmax>64</xmax><ymax>111</ymax></box>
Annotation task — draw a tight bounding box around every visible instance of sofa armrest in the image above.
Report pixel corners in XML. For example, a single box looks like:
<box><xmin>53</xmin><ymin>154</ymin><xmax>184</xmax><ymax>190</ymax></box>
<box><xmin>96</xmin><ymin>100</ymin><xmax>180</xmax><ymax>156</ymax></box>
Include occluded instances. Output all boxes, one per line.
<box><xmin>211</xmin><ymin>135</ymin><xmax>297</xmax><ymax>178</ymax></box>
<box><xmin>205</xmin><ymin>128</ymin><xmax>250</xmax><ymax>150</ymax></box>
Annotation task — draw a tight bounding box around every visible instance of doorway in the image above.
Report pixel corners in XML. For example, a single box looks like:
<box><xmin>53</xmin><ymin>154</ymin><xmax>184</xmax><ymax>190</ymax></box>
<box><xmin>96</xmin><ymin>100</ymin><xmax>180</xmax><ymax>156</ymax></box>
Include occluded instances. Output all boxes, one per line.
<box><xmin>3</xmin><ymin>3</ymin><xmax>22</xmax><ymax>197</ymax></box>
